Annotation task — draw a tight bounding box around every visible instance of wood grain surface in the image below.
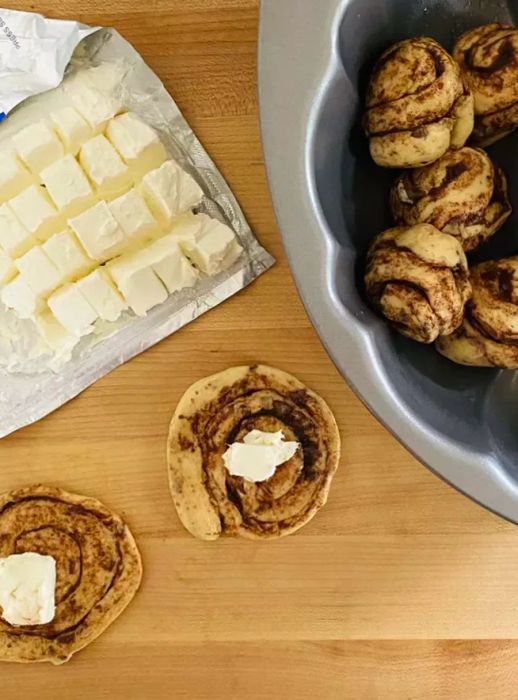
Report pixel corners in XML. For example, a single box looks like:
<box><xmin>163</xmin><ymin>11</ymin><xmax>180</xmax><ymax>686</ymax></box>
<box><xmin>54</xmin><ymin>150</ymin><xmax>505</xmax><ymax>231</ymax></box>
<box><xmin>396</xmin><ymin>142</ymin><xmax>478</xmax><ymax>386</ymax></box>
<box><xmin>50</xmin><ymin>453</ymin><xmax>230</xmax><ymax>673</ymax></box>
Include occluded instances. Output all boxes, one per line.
<box><xmin>0</xmin><ymin>1</ymin><xmax>517</xmax><ymax>698</ymax></box>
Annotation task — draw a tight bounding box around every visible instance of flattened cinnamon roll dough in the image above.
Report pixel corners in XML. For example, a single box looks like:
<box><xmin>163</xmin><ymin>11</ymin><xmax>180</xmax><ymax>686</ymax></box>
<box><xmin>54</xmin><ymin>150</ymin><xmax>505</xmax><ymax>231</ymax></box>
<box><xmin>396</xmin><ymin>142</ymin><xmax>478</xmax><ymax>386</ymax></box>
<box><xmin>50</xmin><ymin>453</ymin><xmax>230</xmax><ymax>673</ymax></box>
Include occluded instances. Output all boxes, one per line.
<box><xmin>167</xmin><ymin>365</ymin><xmax>340</xmax><ymax>540</ymax></box>
<box><xmin>0</xmin><ymin>484</ymin><xmax>142</xmax><ymax>665</ymax></box>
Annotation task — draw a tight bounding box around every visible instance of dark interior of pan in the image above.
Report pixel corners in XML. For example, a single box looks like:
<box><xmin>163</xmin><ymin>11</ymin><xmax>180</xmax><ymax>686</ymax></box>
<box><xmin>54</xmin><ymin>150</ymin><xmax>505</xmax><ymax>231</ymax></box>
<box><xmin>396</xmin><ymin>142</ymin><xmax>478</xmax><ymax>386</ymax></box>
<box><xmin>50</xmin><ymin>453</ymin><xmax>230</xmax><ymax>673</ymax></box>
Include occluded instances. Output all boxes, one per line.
<box><xmin>259</xmin><ymin>0</ymin><xmax>518</xmax><ymax>520</ymax></box>
<box><xmin>321</xmin><ymin>2</ymin><xmax>518</xmax><ymax>472</ymax></box>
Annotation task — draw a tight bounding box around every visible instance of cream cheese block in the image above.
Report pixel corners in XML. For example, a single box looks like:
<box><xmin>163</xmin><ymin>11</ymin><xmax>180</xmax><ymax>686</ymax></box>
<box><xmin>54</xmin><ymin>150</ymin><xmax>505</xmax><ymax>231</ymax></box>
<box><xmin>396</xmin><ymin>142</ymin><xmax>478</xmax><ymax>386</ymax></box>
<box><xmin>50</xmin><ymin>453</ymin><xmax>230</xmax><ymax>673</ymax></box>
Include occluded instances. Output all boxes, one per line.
<box><xmin>34</xmin><ymin>310</ymin><xmax>74</xmax><ymax>352</ymax></box>
<box><xmin>0</xmin><ymin>79</ymin><xmax>246</xmax><ymax>353</ymax></box>
<box><xmin>14</xmin><ymin>246</ymin><xmax>63</xmax><ymax>298</ymax></box>
<box><xmin>140</xmin><ymin>159</ymin><xmax>203</xmax><ymax>225</ymax></box>
<box><xmin>50</xmin><ymin>107</ymin><xmax>93</xmax><ymax>155</ymax></box>
<box><xmin>107</xmin><ymin>251</ymin><xmax>167</xmax><ymax>316</ymax></box>
<box><xmin>0</xmin><ymin>151</ymin><xmax>33</xmax><ymax>204</ymax></box>
<box><xmin>47</xmin><ymin>284</ymin><xmax>98</xmax><ymax>336</ymax></box>
<box><xmin>144</xmin><ymin>234</ymin><xmax>198</xmax><ymax>293</ymax></box>
<box><xmin>108</xmin><ymin>188</ymin><xmax>159</xmax><ymax>244</ymax></box>
<box><xmin>1</xmin><ymin>275</ymin><xmax>43</xmax><ymax>318</ymax></box>
<box><xmin>79</xmin><ymin>135</ymin><xmax>132</xmax><ymax>200</ymax></box>
<box><xmin>12</xmin><ymin>122</ymin><xmax>64</xmax><ymax>175</ymax></box>
<box><xmin>8</xmin><ymin>185</ymin><xmax>61</xmax><ymax>242</ymax></box>
<box><xmin>0</xmin><ymin>248</ymin><xmax>16</xmax><ymax>285</ymax></box>
<box><xmin>173</xmin><ymin>213</ymin><xmax>242</xmax><ymax>274</ymax></box>
<box><xmin>76</xmin><ymin>268</ymin><xmax>127</xmax><ymax>322</ymax></box>
<box><xmin>107</xmin><ymin>112</ymin><xmax>167</xmax><ymax>177</ymax></box>
<box><xmin>0</xmin><ymin>204</ymin><xmax>35</xmax><ymax>258</ymax></box>
<box><xmin>41</xmin><ymin>155</ymin><xmax>96</xmax><ymax>217</ymax></box>
<box><xmin>42</xmin><ymin>230</ymin><xmax>94</xmax><ymax>282</ymax></box>
<box><xmin>69</xmin><ymin>201</ymin><xmax>126</xmax><ymax>263</ymax></box>
<box><xmin>70</xmin><ymin>86</ymin><xmax>122</xmax><ymax>134</ymax></box>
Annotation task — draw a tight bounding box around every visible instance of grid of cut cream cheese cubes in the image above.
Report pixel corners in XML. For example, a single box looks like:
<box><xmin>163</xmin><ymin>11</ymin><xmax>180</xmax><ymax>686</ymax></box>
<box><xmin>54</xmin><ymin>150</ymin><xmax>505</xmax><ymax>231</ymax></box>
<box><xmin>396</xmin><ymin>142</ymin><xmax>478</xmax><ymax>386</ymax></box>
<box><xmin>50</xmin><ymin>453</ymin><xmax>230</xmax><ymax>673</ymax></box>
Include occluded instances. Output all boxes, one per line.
<box><xmin>0</xmin><ymin>91</ymin><xmax>243</xmax><ymax>352</ymax></box>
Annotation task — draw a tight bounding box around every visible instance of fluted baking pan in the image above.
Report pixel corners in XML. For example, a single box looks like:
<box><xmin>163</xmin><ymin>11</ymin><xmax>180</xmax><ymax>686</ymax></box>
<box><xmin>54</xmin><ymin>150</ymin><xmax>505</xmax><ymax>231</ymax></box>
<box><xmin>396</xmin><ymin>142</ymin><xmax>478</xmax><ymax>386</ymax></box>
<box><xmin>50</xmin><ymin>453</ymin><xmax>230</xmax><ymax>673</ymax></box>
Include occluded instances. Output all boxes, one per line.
<box><xmin>259</xmin><ymin>0</ymin><xmax>518</xmax><ymax>522</ymax></box>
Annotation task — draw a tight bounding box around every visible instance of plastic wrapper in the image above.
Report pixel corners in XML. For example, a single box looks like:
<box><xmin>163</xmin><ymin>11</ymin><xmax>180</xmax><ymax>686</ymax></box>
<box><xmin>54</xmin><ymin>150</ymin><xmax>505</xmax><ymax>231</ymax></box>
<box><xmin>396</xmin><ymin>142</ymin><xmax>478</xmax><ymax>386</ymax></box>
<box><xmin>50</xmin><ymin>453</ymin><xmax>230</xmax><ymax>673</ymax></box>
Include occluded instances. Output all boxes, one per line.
<box><xmin>0</xmin><ymin>22</ymin><xmax>274</xmax><ymax>437</ymax></box>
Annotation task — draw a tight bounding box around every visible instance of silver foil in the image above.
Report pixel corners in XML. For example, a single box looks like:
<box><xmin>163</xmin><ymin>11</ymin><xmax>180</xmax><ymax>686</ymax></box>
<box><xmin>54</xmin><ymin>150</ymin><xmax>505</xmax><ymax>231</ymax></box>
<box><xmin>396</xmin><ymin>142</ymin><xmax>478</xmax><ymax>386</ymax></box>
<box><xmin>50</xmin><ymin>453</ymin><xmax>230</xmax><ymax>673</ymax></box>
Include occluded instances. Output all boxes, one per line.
<box><xmin>0</xmin><ymin>28</ymin><xmax>274</xmax><ymax>438</ymax></box>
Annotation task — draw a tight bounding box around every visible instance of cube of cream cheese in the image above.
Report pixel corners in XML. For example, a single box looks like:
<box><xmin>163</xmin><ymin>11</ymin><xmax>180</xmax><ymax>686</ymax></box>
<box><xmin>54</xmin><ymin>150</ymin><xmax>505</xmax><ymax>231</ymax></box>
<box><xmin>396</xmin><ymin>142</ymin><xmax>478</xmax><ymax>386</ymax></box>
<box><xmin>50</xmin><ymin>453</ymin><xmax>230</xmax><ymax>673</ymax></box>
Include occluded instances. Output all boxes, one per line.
<box><xmin>106</xmin><ymin>112</ymin><xmax>167</xmax><ymax>177</ymax></box>
<box><xmin>48</xmin><ymin>284</ymin><xmax>98</xmax><ymax>336</ymax></box>
<box><xmin>15</xmin><ymin>246</ymin><xmax>63</xmax><ymax>298</ymax></box>
<box><xmin>41</xmin><ymin>155</ymin><xmax>95</xmax><ymax>217</ymax></box>
<box><xmin>107</xmin><ymin>252</ymin><xmax>167</xmax><ymax>317</ymax></box>
<box><xmin>0</xmin><ymin>151</ymin><xmax>33</xmax><ymax>204</ymax></box>
<box><xmin>144</xmin><ymin>234</ymin><xmax>198</xmax><ymax>293</ymax></box>
<box><xmin>0</xmin><ymin>553</ymin><xmax>56</xmax><ymax>626</ymax></box>
<box><xmin>43</xmin><ymin>229</ymin><xmax>93</xmax><ymax>281</ymax></box>
<box><xmin>79</xmin><ymin>135</ymin><xmax>132</xmax><ymax>199</ymax></box>
<box><xmin>12</xmin><ymin>121</ymin><xmax>64</xmax><ymax>174</ymax></box>
<box><xmin>71</xmin><ymin>86</ymin><xmax>122</xmax><ymax>134</ymax></box>
<box><xmin>140</xmin><ymin>160</ymin><xmax>203</xmax><ymax>225</ymax></box>
<box><xmin>50</xmin><ymin>107</ymin><xmax>93</xmax><ymax>155</ymax></box>
<box><xmin>0</xmin><ymin>204</ymin><xmax>34</xmax><ymax>258</ymax></box>
<box><xmin>108</xmin><ymin>188</ymin><xmax>158</xmax><ymax>244</ymax></box>
<box><xmin>76</xmin><ymin>268</ymin><xmax>127</xmax><ymax>322</ymax></box>
<box><xmin>9</xmin><ymin>185</ymin><xmax>60</xmax><ymax>242</ymax></box>
<box><xmin>173</xmin><ymin>213</ymin><xmax>242</xmax><ymax>275</ymax></box>
<box><xmin>1</xmin><ymin>275</ymin><xmax>42</xmax><ymax>318</ymax></box>
<box><xmin>34</xmin><ymin>310</ymin><xmax>75</xmax><ymax>352</ymax></box>
<box><xmin>0</xmin><ymin>248</ymin><xmax>16</xmax><ymax>285</ymax></box>
<box><xmin>68</xmin><ymin>201</ymin><xmax>126</xmax><ymax>263</ymax></box>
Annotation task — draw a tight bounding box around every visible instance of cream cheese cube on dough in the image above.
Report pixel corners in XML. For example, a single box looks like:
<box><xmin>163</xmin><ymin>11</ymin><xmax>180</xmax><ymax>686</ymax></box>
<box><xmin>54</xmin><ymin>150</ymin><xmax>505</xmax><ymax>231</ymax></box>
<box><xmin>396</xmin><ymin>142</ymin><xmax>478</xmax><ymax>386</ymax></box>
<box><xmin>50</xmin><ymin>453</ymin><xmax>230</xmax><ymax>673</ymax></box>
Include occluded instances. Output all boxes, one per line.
<box><xmin>77</xmin><ymin>268</ymin><xmax>127</xmax><ymax>322</ymax></box>
<box><xmin>0</xmin><ymin>248</ymin><xmax>16</xmax><ymax>285</ymax></box>
<box><xmin>48</xmin><ymin>284</ymin><xmax>98</xmax><ymax>336</ymax></box>
<box><xmin>107</xmin><ymin>112</ymin><xmax>167</xmax><ymax>177</ymax></box>
<box><xmin>8</xmin><ymin>185</ymin><xmax>60</xmax><ymax>242</ymax></box>
<box><xmin>0</xmin><ymin>553</ymin><xmax>56</xmax><ymax>626</ymax></box>
<box><xmin>41</xmin><ymin>155</ymin><xmax>96</xmax><ymax>217</ymax></box>
<box><xmin>50</xmin><ymin>107</ymin><xmax>93</xmax><ymax>155</ymax></box>
<box><xmin>12</xmin><ymin>121</ymin><xmax>64</xmax><ymax>175</ymax></box>
<box><xmin>144</xmin><ymin>234</ymin><xmax>198</xmax><ymax>293</ymax></box>
<box><xmin>69</xmin><ymin>201</ymin><xmax>126</xmax><ymax>263</ymax></box>
<box><xmin>0</xmin><ymin>151</ymin><xmax>33</xmax><ymax>204</ymax></box>
<box><xmin>79</xmin><ymin>135</ymin><xmax>132</xmax><ymax>199</ymax></box>
<box><xmin>43</xmin><ymin>229</ymin><xmax>93</xmax><ymax>282</ymax></box>
<box><xmin>173</xmin><ymin>213</ymin><xmax>242</xmax><ymax>275</ymax></box>
<box><xmin>15</xmin><ymin>246</ymin><xmax>63</xmax><ymax>298</ymax></box>
<box><xmin>107</xmin><ymin>251</ymin><xmax>167</xmax><ymax>317</ymax></box>
<box><xmin>108</xmin><ymin>188</ymin><xmax>158</xmax><ymax>244</ymax></box>
<box><xmin>1</xmin><ymin>275</ymin><xmax>43</xmax><ymax>318</ymax></box>
<box><xmin>0</xmin><ymin>204</ymin><xmax>34</xmax><ymax>258</ymax></box>
<box><xmin>71</xmin><ymin>86</ymin><xmax>122</xmax><ymax>134</ymax></box>
<box><xmin>140</xmin><ymin>160</ymin><xmax>203</xmax><ymax>225</ymax></box>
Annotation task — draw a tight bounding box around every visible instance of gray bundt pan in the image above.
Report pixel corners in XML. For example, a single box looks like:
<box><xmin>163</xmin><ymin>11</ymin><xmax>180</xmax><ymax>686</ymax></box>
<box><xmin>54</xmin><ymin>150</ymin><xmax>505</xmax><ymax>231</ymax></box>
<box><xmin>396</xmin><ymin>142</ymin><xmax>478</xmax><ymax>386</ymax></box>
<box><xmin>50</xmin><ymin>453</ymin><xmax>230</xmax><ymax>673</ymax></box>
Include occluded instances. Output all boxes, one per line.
<box><xmin>258</xmin><ymin>0</ymin><xmax>518</xmax><ymax>522</ymax></box>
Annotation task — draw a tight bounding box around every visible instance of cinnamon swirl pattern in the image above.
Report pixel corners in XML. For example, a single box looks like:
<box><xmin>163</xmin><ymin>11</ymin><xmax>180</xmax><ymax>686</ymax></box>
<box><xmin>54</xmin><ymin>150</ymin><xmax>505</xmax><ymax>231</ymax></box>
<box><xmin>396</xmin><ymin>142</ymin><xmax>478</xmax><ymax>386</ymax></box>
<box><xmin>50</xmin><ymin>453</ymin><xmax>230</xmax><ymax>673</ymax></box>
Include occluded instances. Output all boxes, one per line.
<box><xmin>364</xmin><ymin>37</ymin><xmax>474</xmax><ymax>168</ymax></box>
<box><xmin>0</xmin><ymin>485</ymin><xmax>142</xmax><ymax>664</ymax></box>
<box><xmin>437</xmin><ymin>258</ymin><xmax>518</xmax><ymax>368</ymax></box>
<box><xmin>390</xmin><ymin>147</ymin><xmax>511</xmax><ymax>252</ymax></box>
<box><xmin>167</xmin><ymin>365</ymin><xmax>340</xmax><ymax>540</ymax></box>
<box><xmin>454</xmin><ymin>24</ymin><xmax>518</xmax><ymax>145</ymax></box>
<box><xmin>365</xmin><ymin>224</ymin><xmax>471</xmax><ymax>343</ymax></box>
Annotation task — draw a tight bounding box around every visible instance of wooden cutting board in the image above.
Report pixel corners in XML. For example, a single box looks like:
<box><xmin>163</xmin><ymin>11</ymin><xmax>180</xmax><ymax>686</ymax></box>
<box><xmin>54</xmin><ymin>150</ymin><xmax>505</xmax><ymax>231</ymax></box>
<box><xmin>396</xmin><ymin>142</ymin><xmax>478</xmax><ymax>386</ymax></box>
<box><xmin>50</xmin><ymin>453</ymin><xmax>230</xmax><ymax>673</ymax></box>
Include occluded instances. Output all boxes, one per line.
<box><xmin>1</xmin><ymin>1</ymin><xmax>517</xmax><ymax>698</ymax></box>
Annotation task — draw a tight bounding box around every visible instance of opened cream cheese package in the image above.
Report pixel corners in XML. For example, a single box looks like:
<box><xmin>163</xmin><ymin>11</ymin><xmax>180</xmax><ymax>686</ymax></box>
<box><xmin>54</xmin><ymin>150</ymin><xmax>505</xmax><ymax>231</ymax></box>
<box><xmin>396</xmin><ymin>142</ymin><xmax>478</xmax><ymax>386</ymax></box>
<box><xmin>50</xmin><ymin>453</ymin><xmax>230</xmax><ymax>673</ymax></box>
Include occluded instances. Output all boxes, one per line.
<box><xmin>0</xmin><ymin>16</ymin><xmax>274</xmax><ymax>437</ymax></box>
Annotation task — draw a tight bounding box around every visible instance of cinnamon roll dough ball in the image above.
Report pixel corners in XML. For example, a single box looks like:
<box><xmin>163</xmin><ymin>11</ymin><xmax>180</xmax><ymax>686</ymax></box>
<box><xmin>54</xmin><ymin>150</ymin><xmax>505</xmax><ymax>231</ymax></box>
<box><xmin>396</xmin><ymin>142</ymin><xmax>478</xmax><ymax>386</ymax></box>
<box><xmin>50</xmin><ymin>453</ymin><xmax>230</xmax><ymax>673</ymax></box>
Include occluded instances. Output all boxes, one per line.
<box><xmin>365</xmin><ymin>224</ymin><xmax>471</xmax><ymax>343</ymax></box>
<box><xmin>437</xmin><ymin>258</ymin><xmax>518</xmax><ymax>368</ymax></box>
<box><xmin>454</xmin><ymin>24</ymin><xmax>518</xmax><ymax>145</ymax></box>
<box><xmin>364</xmin><ymin>37</ymin><xmax>474</xmax><ymax>168</ymax></box>
<box><xmin>390</xmin><ymin>147</ymin><xmax>511</xmax><ymax>252</ymax></box>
